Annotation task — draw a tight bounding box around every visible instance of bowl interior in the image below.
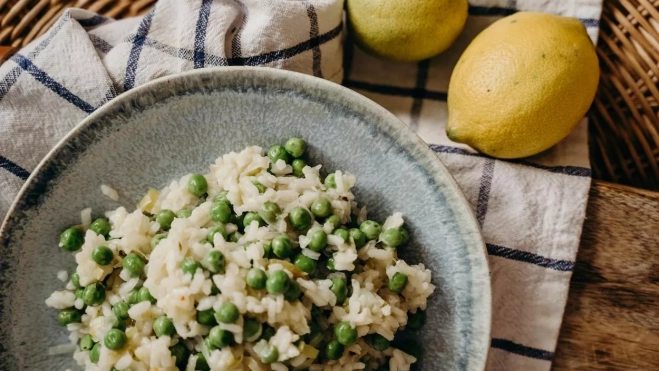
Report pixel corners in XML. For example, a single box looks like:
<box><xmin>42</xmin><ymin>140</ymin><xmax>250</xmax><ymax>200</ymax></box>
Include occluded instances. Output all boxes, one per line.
<box><xmin>0</xmin><ymin>67</ymin><xmax>490</xmax><ymax>370</ymax></box>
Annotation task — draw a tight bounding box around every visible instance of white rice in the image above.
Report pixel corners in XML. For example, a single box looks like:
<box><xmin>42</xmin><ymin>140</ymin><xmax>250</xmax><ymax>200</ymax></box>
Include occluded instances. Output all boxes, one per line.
<box><xmin>47</xmin><ymin>144</ymin><xmax>434</xmax><ymax>371</ymax></box>
<box><xmin>100</xmin><ymin>184</ymin><xmax>119</xmax><ymax>201</ymax></box>
<box><xmin>57</xmin><ymin>270</ymin><xmax>69</xmax><ymax>282</ymax></box>
<box><xmin>80</xmin><ymin>208</ymin><xmax>92</xmax><ymax>229</ymax></box>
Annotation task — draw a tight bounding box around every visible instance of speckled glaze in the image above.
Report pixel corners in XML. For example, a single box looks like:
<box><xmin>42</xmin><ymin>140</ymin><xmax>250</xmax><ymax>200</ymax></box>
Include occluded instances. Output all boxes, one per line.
<box><xmin>0</xmin><ymin>67</ymin><xmax>491</xmax><ymax>370</ymax></box>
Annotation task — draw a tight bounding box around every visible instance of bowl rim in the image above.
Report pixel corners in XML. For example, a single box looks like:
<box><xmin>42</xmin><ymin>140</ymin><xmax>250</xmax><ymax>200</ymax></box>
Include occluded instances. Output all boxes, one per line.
<box><xmin>0</xmin><ymin>66</ymin><xmax>491</xmax><ymax>370</ymax></box>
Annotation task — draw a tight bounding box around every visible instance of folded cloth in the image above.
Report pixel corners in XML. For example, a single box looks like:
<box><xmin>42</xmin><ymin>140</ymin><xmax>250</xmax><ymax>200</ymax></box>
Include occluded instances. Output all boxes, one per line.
<box><xmin>0</xmin><ymin>0</ymin><xmax>602</xmax><ymax>370</ymax></box>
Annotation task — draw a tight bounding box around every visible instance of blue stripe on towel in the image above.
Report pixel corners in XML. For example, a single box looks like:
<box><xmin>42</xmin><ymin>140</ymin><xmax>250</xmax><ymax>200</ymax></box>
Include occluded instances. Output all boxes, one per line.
<box><xmin>344</xmin><ymin>79</ymin><xmax>448</xmax><ymax>101</ymax></box>
<box><xmin>12</xmin><ymin>54</ymin><xmax>95</xmax><ymax>114</ymax></box>
<box><xmin>487</xmin><ymin>244</ymin><xmax>576</xmax><ymax>271</ymax></box>
<box><xmin>0</xmin><ymin>155</ymin><xmax>30</xmax><ymax>180</ymax></box>
<box><xmin>491</xmin><ymin>338</ymin><xmax>554</xmax><ymax>361</ymax></box>
<box><xmin>194</xmin><ymin>0</ymin><xmax>213</xmax><ymax>69</ymax></box>
<box><xmin>430</xmin><ymin>145</ymin><xmax>591</xmax><ymax>177</ymax></box>
<box><xmin>124</xmin><ymin>9</ymin><xmax>155</xmax><ymax>91</ymax></box>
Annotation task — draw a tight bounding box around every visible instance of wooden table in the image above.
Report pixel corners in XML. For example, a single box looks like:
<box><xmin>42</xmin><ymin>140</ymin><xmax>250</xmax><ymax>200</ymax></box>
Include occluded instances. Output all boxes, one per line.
<box><xmin>553</xmin><ymin>180</ymin><xmax>659</xmax><ymax>370</ymax></box>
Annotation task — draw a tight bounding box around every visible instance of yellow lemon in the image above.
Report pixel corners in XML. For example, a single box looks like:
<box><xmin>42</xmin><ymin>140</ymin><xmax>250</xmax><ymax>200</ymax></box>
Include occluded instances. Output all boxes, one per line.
<box><xmin>446</xmin><ymin>12</ymin><xmax>599</xmax><ymax>158</ymax></box>
<box><xmin>347</xmin><ymin>0</ymin><xmax>468</xmax><ymax>62</ymax></box>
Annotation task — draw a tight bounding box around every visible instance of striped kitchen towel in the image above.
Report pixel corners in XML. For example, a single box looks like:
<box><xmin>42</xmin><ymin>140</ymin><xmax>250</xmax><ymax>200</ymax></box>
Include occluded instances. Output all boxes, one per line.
<box><xmin>0</xmin><ymin>0</ymin><xmax>602</xmax><ymax>370</ymax></box>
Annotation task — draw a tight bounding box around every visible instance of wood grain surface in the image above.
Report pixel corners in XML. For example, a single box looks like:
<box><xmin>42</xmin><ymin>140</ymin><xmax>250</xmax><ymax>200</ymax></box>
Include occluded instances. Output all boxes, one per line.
<box><xmin>553</xmin><ymin>180</ymin><xmax>659</xmax><ymax>370</ymax></box>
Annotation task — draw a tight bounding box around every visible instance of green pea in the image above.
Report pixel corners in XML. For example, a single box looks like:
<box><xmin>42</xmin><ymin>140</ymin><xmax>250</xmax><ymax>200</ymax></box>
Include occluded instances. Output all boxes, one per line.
<box><xmin>266</xmin><ymin>270</ymin><xmax>290</xmax><ymax>295</ymax></box>
<box><xmin>215</xmin><ymin>302</ymin><xmax>240</xmax><ymax>324</ymax></box>
<box><xmin>113</xmin><ymin>301</ymin><xmax>129</xmax><ymax>320</ymax></box>
<box><xmin>263</xmin><ymin>242</ymin><xmax>272</xmax><ymax>258</ymax></box>
<box><xmin>284</xmin><ymin>137</ymin><xmax>306</xmax><ymax>158</ymax></box>
<box><xmin>259</xmin><ymin>202</ymin><xmax>281</xmax><ymax>224</ymax></box>
<box><xmin>325</xmin><ymin>339</ymin><xmax>344</xmax><ymax>360</ymax></box>
<box><xmin>154</xmin><ymin>316</ymin><xmax>176</xmax><ymax>337</ymax></box>
<box><xmin>310</xmin><ymin>198</ymin><xmax>332</xmax><ymax>218</ymax></box>
<box><xmin>122</xmin><ymin>252</ymin><xmax>145</xmax><ymax>277</ymax></box>
<box><xmin>156</xmin><ymin>209</ymin><xmax>176</xmax><ymax>231</ymax></box>
<box><xmin>400</xmin><ymin>228</ymin><xmax>409</xmax><ymax>244</ymax></box>
<box><xmin>288</xmin><ymin>207</ymin><xmax>312</xmax><ymax>230</ymax></box>
<box><xmin>91</xmin><ymin>246</ymin><xmax>113</xmax><ymax>266</ymax></box>
<box><xmin>138</xmin><ymin>286</ymin><xmax>156</xmax><ymax>304</ymax></box>
<box><xmin>83</xmin><ymin>283</ymin><xmax>106</xmax><ymax>307</ymax></box>
<box><xmin>215</xmin><ymin>191</ymin><xmax>229</xmax><ymax>203</ymax></box>
<box><xmin>294</xmin><ymin>254</ymin><xmax>317</xmax><ymax>274</ymax></box>
<box><xmin>261</xmin><ymin>325</ymin><xmax>276</xmax><ymax>341</ymax></box>
<box><xmin>324</xmin><ymin>174</ymin><xmax>337</xmax><ymax>189</ymax></box>
<box><xmin>331</xmin><ymin>278</ymin><xmax>348</xmax><ymax>305</ymax></box>
<box><xmin>210</xmin><ymin>201</ymin><xmax>232</xmax><ymax>223</ymax></box>
<box><xmin>201</xmin><ymin>250</ymin><xmax>225</xmax><ymax>274</ymax></box>
<box><xmin>89</xmin><ymin>218</ymin><xmax>111</xmax><ymax>237</ymax></box>
<box><xmin>381</xmin><ymin>228</ymin><xmax>403</xmax><ymax>248</ymax></box>
<box><xmin>327</xmin><ymin>257</ymin><xmax>337</xmax><ymax>271</ymax></box>
<box><xmin>233</xmin><ymin>214</ymin><xmax>245</xmax><ymax>230</ymax></box>
<box><xmin>74</xmin><ymin>287</ymin><xmax>85</xmax><ymax>301</ymax></box>
<box><xmin>407</xmin><ymin>310</ymin><xmax>426</xmax><ymax>330</ymax></box>
<box><xmin>308</xmin><ymin>230</ymin><xmax>328</xmax><ymax>252</ymax></box>
<box><xmin>180</xmin><ymin>258</ymin><xmax>200</xmax><ymax>276</ymax></box>
<box><xmin>169</xmin><ymin>342</ymin><xmax>189</xmax><ymax>367</ymax></box>
<box><xmin>325</xmin><ymin>215</ymin><xmax>341</xmax><ymax>229</ymax></box>
<box><xmin>335</xmin><ymin>321</ymin><xmax>358</xmax><ymax>346</ymax></box>
<box><xmin>228</xmin><ymin>232</ymin><xmax>242</xmax><ymax>243</ymax></box>
<box><xmin>196</xmin><ymin>309</ymin><xmax>217</xmax><ymax>326</ymax></box>
<box><xmin>89</xmin><ymin>343</ymin><xmax>101</xmax><ymax>363</ymax></box>
<box><xmin>211</xmin><ymin>282</ymin><xmax>220</xmax><ymax>295</ymax></box>
<box><xmin>196</xmin><ymin>353</ymin><xmax>211</xmax><ymax>371</ymax></box>
<box><xmin>360</xmin><ymin>220</ymin><xmax>382</xmax><ymax>241</ymax></box>
<box><xmin>259</xmin><ymin>343</ymin><xmax>279</xmax><ymax>364</ymax></box>
<box><xmin>272</xmin><ymin>235</ymin><xmax>293</xmax><ymax>258</ymax></box>
<box><xmin>60</xmin><ymin>227</ymin><xmax>84</xmax><ymax>252</ymax></box>
<box><xmin>151</xmin><ymin>233</ymin><xmax>167</xmax><ymax>250</ymax></box>
<box><xmin>252</xmin><ymin>181</ymin><xmax>267</xmax><ymax>194</ymax></box>
<box><xmin>333</xmin><ymin>228</ymin><xmax>350</xmax><ymax>243</ymax></box>
<box><xmin>371</xmin><ymin>334</ymin><xmax>390</xmax><ymax>351</ymax></box>
<box><xmin>291</xmin><ymin>158</ymin><xmax>307</xmax><ymax>177</ymax></box>
<box><xmin>207</xmin><ymin>326</ymin><xmax>233</xmax><ymax>348</ymax></box>
<box><xmin>71</xmin><ymin>271</ymin><xmax>80</xmax><ymax>288</ymax></box>
<box><xmin>388</xmin><ymin>272</ymin><xmax>408</xmax><ymax>293</ymax></box>
<box><xmin>79</xmin><ymin>334</ymin><xmax>94</xmax><ymax>351</ymax></box>
<box><xmin>348</xmin><ymin>228</ymin><xmax>367</xmax><ymax>249</ymax></box>
<box><xmin>243</xmin><ymin>318</ymin><xmax>262</xmax><ymax>342</ymax></box>
<box><xmin>58</xmin><ymin>308</ymin><xmax>82</xmax><ymax>326</ymax></box>
<box><xmin>243</xmin><ymin>212</ymin><xmax>265</xmax><ymax>228</ymax></box>
<box><xmin>207</xmin><ymin>224</ymin><xmax>227</xmax><ymax>244</ymax></box>
<box><xmin>113</xmin><ymin>318</ymin><xmax>126</xmax><ymax>331</ymax></box>
<box><xmin>268</xmin><ymin>145</ymin><xmax>291</xmax><ymax>164</ymax></box>
<box><xmin>176</xmin><ymin>209</ymin><xmax>192</xmax><ymax>219</ymax></box>
<box><xmin>126</xmin><ymin>289</ymin><xmax>139</xmax><ymax>305</ymax></box>
<box><xmin>188</xmin><ymin>174</ymin><xmax>208</xmax><ymax>197</ymax></box>
<box><xmin>283</xmin><ymin>280</ymin><xmax>301</xmax><ymax>301</ymax></box>
<box><xmin>104</xmin><ymin>328</ymin><xmax>127</xmax><ymax>350</ymax></box>
<box><xmin>246</xmin><ymin>268</ymin><xmax>267</xmax><ymax>289</ymax></box>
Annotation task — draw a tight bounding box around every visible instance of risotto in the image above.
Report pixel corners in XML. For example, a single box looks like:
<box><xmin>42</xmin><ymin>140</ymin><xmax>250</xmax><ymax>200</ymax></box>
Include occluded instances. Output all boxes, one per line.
<box><xmin>46</xmin><ymin>138</ymin><xmax>435</xmax><ymax>371</ymax></box>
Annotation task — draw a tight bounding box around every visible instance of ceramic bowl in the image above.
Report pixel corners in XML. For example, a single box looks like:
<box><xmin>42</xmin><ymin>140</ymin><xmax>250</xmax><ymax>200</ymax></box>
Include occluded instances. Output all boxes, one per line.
<box><xmin>0</xmin><ymin>67</ymin><xmax>491</xmax><ymax>370</ymax></box>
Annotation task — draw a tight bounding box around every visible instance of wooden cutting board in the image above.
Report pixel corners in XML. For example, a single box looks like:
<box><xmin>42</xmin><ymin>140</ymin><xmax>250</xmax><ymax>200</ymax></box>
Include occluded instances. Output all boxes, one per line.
<box><xmin>553</xmin><ymin>180</ymin><xmax>659</xmax><ymax>370</ymax></box>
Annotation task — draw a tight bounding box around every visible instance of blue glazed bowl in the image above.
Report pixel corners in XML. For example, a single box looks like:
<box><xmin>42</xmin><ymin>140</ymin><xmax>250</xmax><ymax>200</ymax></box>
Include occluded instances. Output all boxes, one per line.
<box><xmin>0</xmin><ymin>67</ymin><xmax>490</xmax><ymax>370</ymax></box>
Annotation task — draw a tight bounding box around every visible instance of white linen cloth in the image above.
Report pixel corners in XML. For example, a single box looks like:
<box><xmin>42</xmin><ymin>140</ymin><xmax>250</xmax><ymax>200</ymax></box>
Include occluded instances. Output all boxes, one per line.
<box><xmin>0</xmin><ymin>0</ymin><xmax>602</xmax><ymax>369</ymax></box>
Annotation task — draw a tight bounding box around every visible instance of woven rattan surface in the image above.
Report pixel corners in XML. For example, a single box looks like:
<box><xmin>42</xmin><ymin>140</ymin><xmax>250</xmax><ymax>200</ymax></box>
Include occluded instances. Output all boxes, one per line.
<box><xmin>1</xmin><ymin>0</ymin><xmax>658</xmax><ymax>190</ymax></box>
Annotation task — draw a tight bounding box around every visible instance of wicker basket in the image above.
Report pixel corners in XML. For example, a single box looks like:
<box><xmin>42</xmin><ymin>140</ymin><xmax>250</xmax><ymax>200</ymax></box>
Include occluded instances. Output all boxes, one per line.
<box><xmin>1</xmin><ymin>0</ymin><xmax>658</xmax><ymax>190</ymax></box>
<box><xmin>590</xmin><ymin>0</ymin><xmax>659</xmax><ymax>189</ymax></box>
